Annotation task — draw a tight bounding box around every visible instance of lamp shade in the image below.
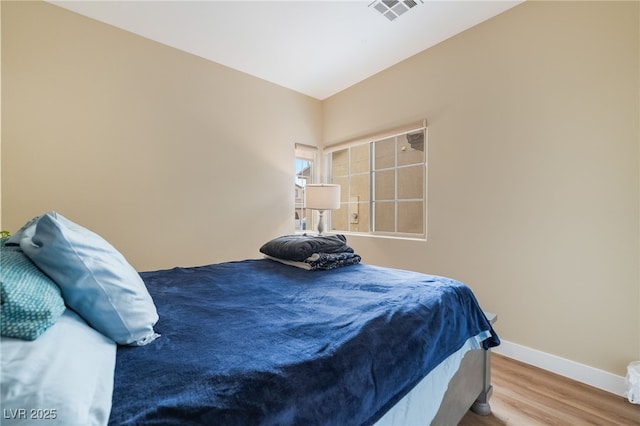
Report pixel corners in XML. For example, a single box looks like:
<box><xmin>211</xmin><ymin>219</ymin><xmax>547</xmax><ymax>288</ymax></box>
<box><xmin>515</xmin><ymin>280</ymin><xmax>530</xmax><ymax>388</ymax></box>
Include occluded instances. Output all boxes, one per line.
<box><xmin>305</xmin><ymin>184</ymin><xmax>340</xmax><ymax>210</ymax></box>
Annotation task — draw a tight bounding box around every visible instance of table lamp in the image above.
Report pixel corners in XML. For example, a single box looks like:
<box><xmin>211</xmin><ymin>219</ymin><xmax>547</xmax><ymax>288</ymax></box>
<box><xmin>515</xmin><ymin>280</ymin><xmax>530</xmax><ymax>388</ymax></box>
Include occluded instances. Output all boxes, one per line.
<box><xmin>305</xmin><ymin>184</ymin><xmax>340</xmax><ymax>235</ymax></box>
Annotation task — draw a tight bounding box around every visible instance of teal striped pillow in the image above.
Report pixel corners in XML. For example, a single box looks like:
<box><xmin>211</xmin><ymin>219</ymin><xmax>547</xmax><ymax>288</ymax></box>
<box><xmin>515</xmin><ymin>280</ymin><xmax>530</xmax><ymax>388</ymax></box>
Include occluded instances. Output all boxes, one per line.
<box><xmin>0</xmin><ymin>239</ymin><xmax>66</xmax><ymax>340</ymax></box>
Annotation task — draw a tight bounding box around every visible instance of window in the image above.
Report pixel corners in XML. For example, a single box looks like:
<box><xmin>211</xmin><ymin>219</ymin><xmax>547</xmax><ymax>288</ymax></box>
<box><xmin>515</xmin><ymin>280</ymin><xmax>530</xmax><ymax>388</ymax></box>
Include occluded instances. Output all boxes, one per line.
<box><xmin>294</xmin><ymin>144</ymin><xmax>317</xmax><ymax>232</ymax></box>
<box><xmin>325</xmin><ymin>122</ymin><xmax>426</xmax><ymax>238</ymax></box>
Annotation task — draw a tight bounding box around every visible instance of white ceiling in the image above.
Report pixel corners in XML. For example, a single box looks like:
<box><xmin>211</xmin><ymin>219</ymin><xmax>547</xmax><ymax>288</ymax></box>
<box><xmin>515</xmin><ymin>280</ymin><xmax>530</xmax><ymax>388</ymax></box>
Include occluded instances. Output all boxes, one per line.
<box><xmin>49</xmin><ymin>0</ymin><xmax>523</xmax><ymax>100</ymax></box>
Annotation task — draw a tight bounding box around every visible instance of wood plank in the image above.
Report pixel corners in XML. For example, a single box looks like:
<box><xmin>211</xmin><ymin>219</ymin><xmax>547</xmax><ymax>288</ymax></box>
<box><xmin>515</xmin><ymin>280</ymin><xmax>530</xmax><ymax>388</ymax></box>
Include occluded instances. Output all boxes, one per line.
<box><xmin>459</xmin><ymin>354</ymin><xmax>640</xmax><ymax>425</ymax></box>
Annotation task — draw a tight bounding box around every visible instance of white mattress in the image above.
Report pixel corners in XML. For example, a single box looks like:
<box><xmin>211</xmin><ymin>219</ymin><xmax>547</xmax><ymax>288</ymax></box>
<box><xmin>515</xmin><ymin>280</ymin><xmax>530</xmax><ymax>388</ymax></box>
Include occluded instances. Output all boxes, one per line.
<box><xmin>374</xmin><ymin>330</ymin><xmax>491</xmax><ymax>426</ymax></box>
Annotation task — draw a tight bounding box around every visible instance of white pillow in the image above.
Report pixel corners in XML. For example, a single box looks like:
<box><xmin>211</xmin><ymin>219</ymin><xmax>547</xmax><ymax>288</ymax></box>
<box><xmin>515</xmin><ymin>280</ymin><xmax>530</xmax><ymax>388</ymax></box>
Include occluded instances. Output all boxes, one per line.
<box><xmin>18</xmin><ymin>211</ymin><xmax>159</xmax><ymax>346</ymax></box>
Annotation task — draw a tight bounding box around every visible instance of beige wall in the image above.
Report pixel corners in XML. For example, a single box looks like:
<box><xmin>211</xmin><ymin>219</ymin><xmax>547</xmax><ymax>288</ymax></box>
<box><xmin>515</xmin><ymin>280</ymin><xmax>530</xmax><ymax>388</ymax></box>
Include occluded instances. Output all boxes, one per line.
<box><xmin>323</xmin><ymin>1</ymin><xmax>639</xmax><ymax>376</ymax></box>
<box><xmin>1</xmin><ymin>1</ymin><xmax>322</xmax><ymax>271</ymax></box>
<box><xmin>2</xmin><ymin>0</ymin><xmax>638</xmax><ymax>379</ymax></box>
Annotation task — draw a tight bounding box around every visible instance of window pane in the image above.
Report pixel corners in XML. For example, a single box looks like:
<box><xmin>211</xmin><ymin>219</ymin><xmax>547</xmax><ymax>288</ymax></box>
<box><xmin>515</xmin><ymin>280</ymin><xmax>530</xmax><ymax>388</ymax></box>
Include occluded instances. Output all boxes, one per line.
<box><xmin>397</xmin><ymin>165</ymin><xmax>423</xmax><ymax>200</ymax></box>
<box><xmin>397</xmin><ymin>201</ymin><xmax>423</xmax><ymax>234</ymax></box>
<box><xmin>295</xmin><ymin>158</ymin><xmax>313</xmax><ymax>231</ymax></box>
<box><xmin>349</xmin><ymin>202</ymin><xmax>370</xmax><ymax>233</ymax></box>
<box><xmin>295</xmin><ymin>159</ymin><xmax>312</xmax><ymax>183</ymax></box>
<box><xmin>332</xmin><ymin>176</ymin><xmax>349</xmax><ymax>203</ymax></box>
<box><xmin>374</xmin><ymin>169</ymin><xmax>395</xmax><ymax>201</ymax></box>
<box><xmin>374</xmin><ymin>202</ymin><xmax>395</xmax><ymax>232</ymax></box>
<box><xmin>331</xmin><ymin>204</ymin><xmax>348</xmax><ymax>232</ymax></box>
<box><xmin>398</xmin><ymin>130</ymin><xmax>425</xmax><ymax>166</ymax></box>
<box><xmin>350</xmin><ymin>143</ymin><xmax>370</xmax><ymax>174</ymax></box>
<box><xmin>332</xmin><ymin>149</ymin><xmax>349</xmax><ymax>177</ymax></box>
<box><xmin>350</xmin><ymin>173</ymin><xmax>370</xmax><ymax>202</ymax></box>
<box><xmin>374</xmin><ymin>137</ymin><xmax>395</xmax><ymax>170</ymax></box>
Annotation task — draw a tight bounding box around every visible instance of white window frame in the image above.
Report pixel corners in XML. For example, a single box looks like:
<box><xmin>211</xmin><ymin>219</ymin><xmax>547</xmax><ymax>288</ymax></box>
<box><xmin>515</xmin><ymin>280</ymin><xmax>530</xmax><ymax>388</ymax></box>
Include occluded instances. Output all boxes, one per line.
<box><xmin>323</xmin><ymin>120</ymin><xmax>427</xmax><ymax>240</ymax></box>
<box><xmin>294</xmin><ymin>143</ymin><xmax>319</xmax><ymax>233</ymax></box>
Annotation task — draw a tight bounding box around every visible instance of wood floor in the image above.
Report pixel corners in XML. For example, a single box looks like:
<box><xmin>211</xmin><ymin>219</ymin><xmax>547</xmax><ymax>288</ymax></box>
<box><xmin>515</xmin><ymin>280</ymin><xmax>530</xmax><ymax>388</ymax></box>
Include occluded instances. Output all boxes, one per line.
<box><xmin>459</xmin><ymin>354</ymin><xmax>640</xmax><ymax>426</ymax></box>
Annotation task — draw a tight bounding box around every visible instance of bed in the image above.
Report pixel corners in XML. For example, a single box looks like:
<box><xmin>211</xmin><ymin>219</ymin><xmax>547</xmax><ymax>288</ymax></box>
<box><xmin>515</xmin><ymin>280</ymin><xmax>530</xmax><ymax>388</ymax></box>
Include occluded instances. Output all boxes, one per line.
<box><xmin>1</xmin><ymin>212</ymin><xmax>500</xmax><ymax>426</ymax></box>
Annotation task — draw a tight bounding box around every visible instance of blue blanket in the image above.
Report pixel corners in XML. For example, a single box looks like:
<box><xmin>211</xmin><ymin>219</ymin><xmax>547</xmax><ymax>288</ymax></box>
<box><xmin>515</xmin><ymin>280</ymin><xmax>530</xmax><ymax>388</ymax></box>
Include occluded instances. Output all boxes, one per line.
<box><xmin>109</xmin><ymin>260</ymin><xmax>499</xmax><ymax>426</ymax></box>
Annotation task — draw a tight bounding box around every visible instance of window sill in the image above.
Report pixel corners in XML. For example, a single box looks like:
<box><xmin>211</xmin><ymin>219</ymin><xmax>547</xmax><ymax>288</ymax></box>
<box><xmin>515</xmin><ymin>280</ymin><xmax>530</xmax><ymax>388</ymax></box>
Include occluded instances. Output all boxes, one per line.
<box><xmin>327</xmin><ymin>231</ymin><xmax>427</xmax><ymax>242</ymax></box>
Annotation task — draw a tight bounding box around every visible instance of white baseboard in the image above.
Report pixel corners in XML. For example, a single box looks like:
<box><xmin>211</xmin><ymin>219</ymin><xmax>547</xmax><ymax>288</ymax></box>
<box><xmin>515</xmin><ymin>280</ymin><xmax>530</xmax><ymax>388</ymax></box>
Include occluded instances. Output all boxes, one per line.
<box><xmin>493</xmin><ymin>340</ymin><xmax>627</xmax><ymax>397</ymax></box>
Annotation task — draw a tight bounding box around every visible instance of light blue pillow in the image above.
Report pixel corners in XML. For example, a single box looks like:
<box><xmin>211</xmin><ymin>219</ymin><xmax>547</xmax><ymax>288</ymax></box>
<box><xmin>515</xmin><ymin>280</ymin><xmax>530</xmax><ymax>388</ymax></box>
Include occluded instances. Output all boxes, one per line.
<box><xmin>0</xmin><ymin>239</ymin><xmax>66</xmax><ymax>340</ymax></box>
<box><xmin>17</xmin><ymin>212</ymin><xmax>159</xmax><ymax>346</ymax></box>
<box><xmin>5</xmin><ymin>215</ymin><xmax>41</xmax><ymax>246</ymax></box>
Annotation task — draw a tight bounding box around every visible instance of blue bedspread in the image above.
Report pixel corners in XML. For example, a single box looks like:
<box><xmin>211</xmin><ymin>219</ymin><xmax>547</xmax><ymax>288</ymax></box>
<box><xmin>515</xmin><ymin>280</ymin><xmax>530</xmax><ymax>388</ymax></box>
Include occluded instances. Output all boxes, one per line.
<box><xmin>109</xmin><ymin>259</ymin><xmax>499</xmax><ymax>426</ymax></box>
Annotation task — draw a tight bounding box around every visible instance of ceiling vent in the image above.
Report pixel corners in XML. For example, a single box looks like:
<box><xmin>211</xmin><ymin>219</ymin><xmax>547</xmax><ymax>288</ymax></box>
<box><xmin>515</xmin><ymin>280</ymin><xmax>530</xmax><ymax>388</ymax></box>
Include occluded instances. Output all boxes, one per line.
<box><xmin>369</xmin><ymin>0</ymin><xmax>423</xmax><ymax>22</ymax></box>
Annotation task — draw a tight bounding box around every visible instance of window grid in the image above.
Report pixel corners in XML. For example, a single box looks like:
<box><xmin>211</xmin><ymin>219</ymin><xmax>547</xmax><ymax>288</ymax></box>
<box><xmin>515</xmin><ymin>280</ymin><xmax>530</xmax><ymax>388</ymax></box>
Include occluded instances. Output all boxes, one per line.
<box><xmin>325</xmin><ymin>124</ymin><xmax>426</xmax><ymax>239</ymax></box>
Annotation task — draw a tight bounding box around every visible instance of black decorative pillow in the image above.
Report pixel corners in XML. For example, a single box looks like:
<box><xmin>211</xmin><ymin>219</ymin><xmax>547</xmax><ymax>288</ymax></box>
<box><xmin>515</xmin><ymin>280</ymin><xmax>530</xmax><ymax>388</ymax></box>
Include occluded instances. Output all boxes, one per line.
<box><xmin>259</xmin><ymin>234</ymin><xmax>354</xmax><ymax>261</ymax></box>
